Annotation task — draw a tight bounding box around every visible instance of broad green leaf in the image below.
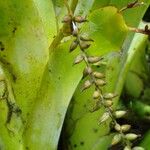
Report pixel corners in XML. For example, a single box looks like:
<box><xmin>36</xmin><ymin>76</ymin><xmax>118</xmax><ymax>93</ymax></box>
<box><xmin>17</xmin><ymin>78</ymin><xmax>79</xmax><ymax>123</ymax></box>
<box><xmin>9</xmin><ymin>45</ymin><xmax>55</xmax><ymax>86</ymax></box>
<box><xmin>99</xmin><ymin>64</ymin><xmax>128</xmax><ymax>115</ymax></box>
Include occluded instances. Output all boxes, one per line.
<box><xmin>0</xmin><ymin>0</ymin><xmax>56</xmax><ymax>149</ymax></box>
<box><xmin>92</xmin><ymin>0</ymin><xmax>150</xmax><ymax>27</ymax></box>
<box><xmin>140</xmin><ymin>130</ymin><xmax>150</xmax><ymax>149</ymax></box>
<box><xmin>63</xmin><ymin>80</ymin><xmax>110</xmax><ymax>150</ymax></box>
<box><xmin>109</xmin><ymin>0</ymin><xmax>150</xmax><ymax>26</ymax></box>
<box><xmin>0</xmin><ymin>0</ymin><xmax>56</xmax><ymax>119</ymax></box>
<box><xmin>64</xmin><ymin>53</ymin><xmax>121</xmax><ymax>150</ymax></box>
<box><xmin>0</xmin><ymin>65</ymin><xmax>23</xmax><ymax>149</ymax></box>
<box><xmin>0</xmin><ymin>0</ymin><xmax>149</xmax><ymax>150</ymax></box>
<box><xmin>81</xmin><ymin>6</ymin><xmax>128</xmax><ymax>56</ymax></box>
<box><xmin>32</xmin><ymin>0</ymin><xmax>57</xmax><ymax>43</ymax></box>
<box><xmin>23</xmin><ymin>42</ymin><xmax>85</xmax><ymax>150</ymax></box>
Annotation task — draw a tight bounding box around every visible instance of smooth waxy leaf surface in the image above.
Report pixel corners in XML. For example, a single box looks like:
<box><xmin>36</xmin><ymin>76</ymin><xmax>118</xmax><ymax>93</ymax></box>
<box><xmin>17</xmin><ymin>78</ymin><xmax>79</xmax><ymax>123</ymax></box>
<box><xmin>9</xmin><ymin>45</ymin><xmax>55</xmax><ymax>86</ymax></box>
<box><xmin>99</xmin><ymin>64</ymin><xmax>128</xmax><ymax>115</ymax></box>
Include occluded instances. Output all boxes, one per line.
<box><xmin>0</xmin><ymin>0</ymin><xmax>56</xmax><ymax>149</ymax></box>
<box><xmin>81</xmin><ymin>6</ymin><xmax>128</xmax><ymax>55</ymax></box>
<box><xmin>23</xmin><ymin>42</ymin><xmax>85</xmax><ymax>150</ymax></box>
<box><xmin>64</xmin><ymin>1</ymin><xmax>150</xmax><ymax>150</ymax></box>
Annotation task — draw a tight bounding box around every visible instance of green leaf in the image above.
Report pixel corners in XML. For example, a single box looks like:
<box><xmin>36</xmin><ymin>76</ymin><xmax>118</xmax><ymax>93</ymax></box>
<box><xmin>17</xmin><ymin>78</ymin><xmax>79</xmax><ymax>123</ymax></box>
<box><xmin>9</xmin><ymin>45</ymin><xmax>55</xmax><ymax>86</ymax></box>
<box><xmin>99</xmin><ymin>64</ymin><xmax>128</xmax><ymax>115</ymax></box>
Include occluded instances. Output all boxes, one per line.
<box><xmin>125</xmin><ymin>72</ymin><xmax>144</xmax><ymax>98</ymax></box>
<box><xmin>140</xmin><ymin>130</ymin><xmax>150</xmax><ymax>149</ymax></box>
<box><xmin>81</xmin><ymin>6</ymin><xmax>128</xmax><ymax>55</ymax></box>
<box><xmin>64</xmin><ymin>52</ymin><xmax>121</xmax><ymax>150</ymax></box>
<box><xmin>92</xmin><ymin>0</ymin><xmax>150</xmax><ymax>27</ymax></box>
<box><xmin>91</xmin><ymin>134</ymin><xmax>114</xmax><ymax>150</ymax></box>
<box><xmin>23</xmin><ymin>42</ymin><xmax>85</xmax><ymax>150</ymax></box>
<box><xmin>0</xmin><ymin>0</ymin><xmax>56</xmax><ymax>149</ymax></box>
<box><xmin>63</xmin><ymin>3</ymin><xmax>150</xmax><ymax>150</ymax></box>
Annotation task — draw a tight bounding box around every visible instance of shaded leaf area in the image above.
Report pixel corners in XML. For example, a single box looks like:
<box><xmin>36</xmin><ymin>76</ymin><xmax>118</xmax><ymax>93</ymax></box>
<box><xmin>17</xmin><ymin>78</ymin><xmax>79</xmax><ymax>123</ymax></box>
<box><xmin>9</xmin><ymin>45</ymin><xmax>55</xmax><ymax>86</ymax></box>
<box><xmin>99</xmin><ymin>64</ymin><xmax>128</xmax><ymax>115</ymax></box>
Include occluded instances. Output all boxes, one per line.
<box><xmin>124</xmin><ymin>37</ymin><xmax>149</xmax><ymax>99</ymax></box>
<box><xmin>23</xmin><ymin>42</ymin><xmax>85</xmax><ymax>150</ymax></box>
<box><xmin>0</xmin><ymin>0</ymin><xmax>56</xmax><ymax>120</ymax></box>
<box><xmin>123</xmin><ymin>27</ymin><xmax>150</xmax><ymax>149</ymax></box>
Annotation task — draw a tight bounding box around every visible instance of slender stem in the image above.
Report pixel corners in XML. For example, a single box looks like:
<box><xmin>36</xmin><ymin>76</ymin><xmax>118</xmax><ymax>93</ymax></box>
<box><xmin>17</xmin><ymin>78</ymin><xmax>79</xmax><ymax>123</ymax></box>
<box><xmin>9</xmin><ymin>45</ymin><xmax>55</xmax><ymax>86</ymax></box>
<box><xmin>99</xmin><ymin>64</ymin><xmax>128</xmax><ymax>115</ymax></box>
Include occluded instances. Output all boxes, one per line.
<box><xmin>119</xmin><ymin>0</ymin><xmax>144</xmax><ymax>13</ymax></box>
<box><xmin>49</xmin><ymin>0</ymin><xmax>79</xmax><ymax>52</ymax></box>
<box><xmin>129</xmin><ymin>26</ymin><xmax>150</xmax><ymax>35</ymax></box>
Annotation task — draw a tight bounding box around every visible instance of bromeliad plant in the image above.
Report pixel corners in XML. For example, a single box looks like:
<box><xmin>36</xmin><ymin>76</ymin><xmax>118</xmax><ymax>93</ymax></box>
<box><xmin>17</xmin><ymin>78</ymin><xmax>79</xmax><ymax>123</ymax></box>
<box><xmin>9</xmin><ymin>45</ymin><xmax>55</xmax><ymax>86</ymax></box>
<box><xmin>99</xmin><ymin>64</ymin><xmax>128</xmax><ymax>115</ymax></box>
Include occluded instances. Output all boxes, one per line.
<box><xmin>0</xmin><ymin>0</ymin><xmax>150</xmax><ymax>150</ymax></box>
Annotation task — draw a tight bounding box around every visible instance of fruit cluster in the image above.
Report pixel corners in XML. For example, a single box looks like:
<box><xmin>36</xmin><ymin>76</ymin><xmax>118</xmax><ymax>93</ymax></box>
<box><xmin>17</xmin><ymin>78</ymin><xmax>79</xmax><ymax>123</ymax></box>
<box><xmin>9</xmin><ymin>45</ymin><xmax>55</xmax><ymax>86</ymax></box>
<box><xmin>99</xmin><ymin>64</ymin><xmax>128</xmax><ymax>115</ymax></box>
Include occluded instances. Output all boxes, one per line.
<box><xmin>62</xmin><ymin>2</ymin><xmax>145</xmax><ymax>149</ymax></box>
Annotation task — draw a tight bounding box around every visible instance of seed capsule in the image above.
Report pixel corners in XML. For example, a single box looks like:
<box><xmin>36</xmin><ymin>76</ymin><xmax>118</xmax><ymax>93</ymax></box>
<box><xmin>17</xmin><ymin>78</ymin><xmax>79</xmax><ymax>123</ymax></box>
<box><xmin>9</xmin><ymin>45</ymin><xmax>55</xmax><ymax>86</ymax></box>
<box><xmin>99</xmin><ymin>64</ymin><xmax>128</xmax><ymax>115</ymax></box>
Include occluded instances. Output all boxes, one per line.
<box><xmin>124</xmin><ymin>146</ymin><xmax>131</xmax><ymax>150</ymax></box>
<box><xmin>99</xmin><ymin>112</ymin><xmax>109</xmax><ymax>124</ymax></box>
<box><xmin>93</xmin><ymin>90</ymin><xmax>100</xmax><ymax>99</ymax></box>
<box><xmin>70</xmin><ymin>39</ymin><xmax>78</xmax><ymax>52</ymax></box>
<box><xmin>92</xmin><ymin>72</ymin><xmax>105</xmax><ymax>79</ymax></box>
<box><xmin>80</xmin><ymin>42</ymin><xmax>91</xmax><ymax>50</ymax></box>
<box><xmin>132</xmin><ymin>146</ymin><xmax>145</xmax><ymax>150</ymax></box>
<box><xmin>125</xmin><ymin>133</ymin><xmax>140</xmax><ymax>141</ymax></box>
<box><xmin>114</xmin><ymin>123</ymin><xmax>121</xmax><ymax>131</ymax></box>
<box><xmin>74</xmin><ymin>16</ymin><xmax>87</xmax><ymax>23</ymax></box>
<box><xmin>114</xmin><ymin>110</ymin><xmax>127</xmax><ymax>118</ymax></box>
<box><xmin>121</xmin><ymin>124</ymin><xmax>131</xmax><ymax>132</ymax></box>
<box><xmin>145</xmin><ymin>25</ymin><xmax>149</xmax><ymax>31</ymax></box>
<box><xmin>73</xmin><ymin>55</ymin><xmax>84</xmax><ymax>65</ymax></box>
<box><xmin>104</xmin><ymin>100</ymin><xmax>113</xmax><ymax>107</ymax></box>
<box><xmin>103</xmin><ymin>93</ymin><xmax>117</xmax><ymax>99</ymax></box>
<box><xmin>111</xmin><ymin>134</ymin><xmax>122</xmax><ymax>146</ymax></box>
<box><xmin>62</xmin><ymin>15</ymin><xmax>72</xmax><ymax>23</ymax></box>
<box><xmin>88</xmin><ymin>56</ymin><xmax>103</xmax><ymax>63</ymax></box>
<box><xmin>83</xmin><ymin>67</ymin><xmax>92</xmax><ymax>77</ymax></box>
<box><xmin>95</xmin><ymin>79</ymin><xmax>106</xmax><ymax>86</ymax></box>
<box><xmin>82</xmin><ymin>80</ymin><xmax>92</xmax><ymax>91</ymax></box>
